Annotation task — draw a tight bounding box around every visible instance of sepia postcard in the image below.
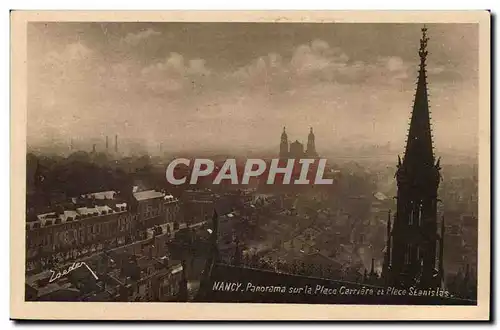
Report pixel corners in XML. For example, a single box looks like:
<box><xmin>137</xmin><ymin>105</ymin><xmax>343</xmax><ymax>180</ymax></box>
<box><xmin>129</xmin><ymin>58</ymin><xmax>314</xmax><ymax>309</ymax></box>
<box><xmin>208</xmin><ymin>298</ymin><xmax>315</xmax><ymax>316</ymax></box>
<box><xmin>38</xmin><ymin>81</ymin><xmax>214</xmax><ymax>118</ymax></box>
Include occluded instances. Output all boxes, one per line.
<box><xmin>10</xmin><ymin>10</ymin><xmax>491</xmax><ymax>321</ymax></box>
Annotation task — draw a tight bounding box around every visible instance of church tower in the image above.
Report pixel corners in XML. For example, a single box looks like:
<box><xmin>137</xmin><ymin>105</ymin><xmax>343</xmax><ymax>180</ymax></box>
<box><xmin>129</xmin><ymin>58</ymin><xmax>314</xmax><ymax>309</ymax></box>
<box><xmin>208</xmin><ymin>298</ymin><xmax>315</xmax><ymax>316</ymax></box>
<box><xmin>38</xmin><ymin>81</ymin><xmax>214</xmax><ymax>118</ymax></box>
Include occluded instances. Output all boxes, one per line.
<box><xmin>306</xmin><ymin>127</ymin><xmax>318</xmax><ymax>158</ymax></box>
<box><xmin>383</xmin><ymin>26</ymin><xmax>443</xmax><ymax>288</ymax></box>
<box><xmin>279</xmin><ymin>127</ymin><xmax>289</xmax><ymax>159</ymax></box>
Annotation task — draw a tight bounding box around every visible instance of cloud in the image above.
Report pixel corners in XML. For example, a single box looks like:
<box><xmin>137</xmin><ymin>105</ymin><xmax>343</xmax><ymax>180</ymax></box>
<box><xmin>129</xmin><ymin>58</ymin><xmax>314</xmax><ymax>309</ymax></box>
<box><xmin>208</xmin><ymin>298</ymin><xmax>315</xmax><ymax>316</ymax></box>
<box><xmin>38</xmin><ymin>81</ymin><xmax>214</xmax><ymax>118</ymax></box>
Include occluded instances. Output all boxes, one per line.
<box><xmin>140</xmin><ymin>52</ymin><xmax>211</xmax><ymax>94</ymax></box>
<box><xmin>121</xmin><ymin>28</ymin><xmax>161</xmax><ymax>46</ymax></box>
<box><xmin>187</xmin><ymin>58</ymin><xmax>211</xmax><ymax>76</ymax></box>
<box><xmin>45</xmin><ymin>42</ymin><xmax>93</xmax><ymax>64</ymax></box>
<box><xmin>427</xmin><ymin>65</ymin><xmax>446</xmax><ymax>75</ymax></box>
<box><xmin>40</xmin><ymin>38</ymin><xmax>441</xmax><ymax>101</ymax></box>
<box><xmin>385</xmin><ymin>56</ymin><xmax>405</xmax><ymax>72</ymax></box>
<box><xmin>28</xmin><ymin>34</ymin><xmax>477</xmax><ymax>154</ymax></box>
<box><xmin>41</xmin><ymin>42</ymin><xmax>94</xmax><ymax>81</ymax></box>
<box><xmin>290</xmin><ymin>40</ymin><xmax>349</xmax><ymax>76</ymax></box>
<box><xmin>141</xmin><ymin>52</ymin><xmax>210</xmax><ymax>77</ymax></box>
<box><xmin>32</xmin><ymin>38</ymin><xmax>436</xmax><ymax>106</ymax></box>
<box><xmin>221</xmin><ymin>39</ymin><xmax>413</xmax><ymax>94</ymax></box>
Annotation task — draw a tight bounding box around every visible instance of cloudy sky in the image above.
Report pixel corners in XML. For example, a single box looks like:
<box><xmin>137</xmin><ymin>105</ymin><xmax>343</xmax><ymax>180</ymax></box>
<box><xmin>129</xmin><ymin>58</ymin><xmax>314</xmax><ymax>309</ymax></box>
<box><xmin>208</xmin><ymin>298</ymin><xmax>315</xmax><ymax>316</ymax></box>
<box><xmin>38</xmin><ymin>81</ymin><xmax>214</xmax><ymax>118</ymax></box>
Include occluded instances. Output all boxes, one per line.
<box><xmin>27</xmin><ymin>22</ymin><xmax>478</xmax><ymax>155</ymax></box>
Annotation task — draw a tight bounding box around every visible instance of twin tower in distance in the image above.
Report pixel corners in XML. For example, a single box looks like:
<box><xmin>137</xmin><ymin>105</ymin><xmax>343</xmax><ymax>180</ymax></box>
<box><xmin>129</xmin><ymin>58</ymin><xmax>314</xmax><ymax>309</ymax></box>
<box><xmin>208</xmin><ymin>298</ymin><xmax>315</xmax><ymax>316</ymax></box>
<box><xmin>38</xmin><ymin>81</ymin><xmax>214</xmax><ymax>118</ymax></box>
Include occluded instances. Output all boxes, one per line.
<box><xmin>279</xmin><ymin>127</ymin><xmax>318</xmax><ymax>159</ymax></box>
<box><xmin>164</xmin><ymin>127</ymin><xmax>329</xmax><ymax>186</ymax></box>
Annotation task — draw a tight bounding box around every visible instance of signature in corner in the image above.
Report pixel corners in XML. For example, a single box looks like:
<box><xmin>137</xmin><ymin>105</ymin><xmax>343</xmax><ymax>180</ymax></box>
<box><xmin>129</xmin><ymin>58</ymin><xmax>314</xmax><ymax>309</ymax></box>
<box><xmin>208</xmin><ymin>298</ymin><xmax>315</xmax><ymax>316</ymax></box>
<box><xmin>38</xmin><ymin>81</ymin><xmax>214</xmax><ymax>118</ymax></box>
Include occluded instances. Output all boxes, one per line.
<box><xmin>49</xmin><ymin>261</ymin><xmax>99</xmax><ymax>283</ymax></box>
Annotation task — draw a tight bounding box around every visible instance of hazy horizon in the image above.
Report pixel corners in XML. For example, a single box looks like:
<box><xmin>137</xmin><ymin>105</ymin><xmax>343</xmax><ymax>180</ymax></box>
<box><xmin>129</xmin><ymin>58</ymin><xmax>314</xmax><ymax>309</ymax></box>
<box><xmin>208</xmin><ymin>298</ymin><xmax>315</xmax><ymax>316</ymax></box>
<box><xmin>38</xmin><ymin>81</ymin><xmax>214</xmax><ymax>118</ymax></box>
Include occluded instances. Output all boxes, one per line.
<box><xmin>28</xmin><ymin>23</ymin><xmax>479</xmax><ymax>156</ymax></box>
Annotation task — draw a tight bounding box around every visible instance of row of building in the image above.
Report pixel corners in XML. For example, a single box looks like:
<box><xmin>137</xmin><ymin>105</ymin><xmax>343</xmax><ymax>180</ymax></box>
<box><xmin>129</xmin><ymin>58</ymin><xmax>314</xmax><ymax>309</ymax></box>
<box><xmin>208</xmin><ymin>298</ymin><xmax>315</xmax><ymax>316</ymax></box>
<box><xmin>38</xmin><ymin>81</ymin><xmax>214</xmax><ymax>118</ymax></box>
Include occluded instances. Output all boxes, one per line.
<box><xmin>25</xmin><ymin>184</ymin><xmax>263</xmax><ymax>301</ymax></box>
<box><xmin>26</xmin><ymin>187</ymin><xmax>181</xmax><ymax>275</ymax></box>
<box><xmin>26</xmin><ymin>224</ymin><xmax>187</xmax><ymax>302</ymax></box>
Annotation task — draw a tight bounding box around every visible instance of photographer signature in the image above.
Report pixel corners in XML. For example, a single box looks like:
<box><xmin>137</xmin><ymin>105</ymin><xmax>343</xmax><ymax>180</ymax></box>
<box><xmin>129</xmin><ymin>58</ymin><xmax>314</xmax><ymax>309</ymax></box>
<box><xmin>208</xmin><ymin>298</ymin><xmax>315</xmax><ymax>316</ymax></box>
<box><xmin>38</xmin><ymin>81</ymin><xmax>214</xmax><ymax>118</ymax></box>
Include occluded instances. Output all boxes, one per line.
<box><xmin>49</xmin><ymin>261</ymin><xmax>99</xmax><ymax>283</ymax></box>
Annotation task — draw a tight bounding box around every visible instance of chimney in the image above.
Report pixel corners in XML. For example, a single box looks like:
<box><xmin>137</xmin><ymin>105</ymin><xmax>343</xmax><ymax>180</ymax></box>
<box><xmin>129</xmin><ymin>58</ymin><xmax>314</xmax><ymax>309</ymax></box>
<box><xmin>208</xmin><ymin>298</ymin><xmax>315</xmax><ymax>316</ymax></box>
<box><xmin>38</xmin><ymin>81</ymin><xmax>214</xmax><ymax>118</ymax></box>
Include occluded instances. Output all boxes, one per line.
<box><xmin>92</xmin><ymin>144</ymin><xmax>96</xmax><ymax>153</ymax></box>
<box><xmin>106</xmin><ymin>136</ymin><xmax>109</xmax><ymax>150</ymax></box>
<box><xmin>115</xmin><ymin>134</ymin><xmax>118</xmax><ymax>153</ymax></box>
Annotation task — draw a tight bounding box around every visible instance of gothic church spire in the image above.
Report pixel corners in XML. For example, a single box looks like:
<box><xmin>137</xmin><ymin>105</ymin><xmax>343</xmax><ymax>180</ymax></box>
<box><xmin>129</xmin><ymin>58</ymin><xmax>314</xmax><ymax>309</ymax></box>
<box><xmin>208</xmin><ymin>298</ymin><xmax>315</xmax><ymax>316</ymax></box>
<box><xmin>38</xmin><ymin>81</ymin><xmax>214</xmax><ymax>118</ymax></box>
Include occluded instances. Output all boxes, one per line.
<box><xmin>385</xmin><ymin>26</ymin><xmax>442</xmax><ymax>289</ymax></box>
<box><xmin>404</xmin><ymin>26</ymin><xmax>435</xmax><ymax>169</ymax></box>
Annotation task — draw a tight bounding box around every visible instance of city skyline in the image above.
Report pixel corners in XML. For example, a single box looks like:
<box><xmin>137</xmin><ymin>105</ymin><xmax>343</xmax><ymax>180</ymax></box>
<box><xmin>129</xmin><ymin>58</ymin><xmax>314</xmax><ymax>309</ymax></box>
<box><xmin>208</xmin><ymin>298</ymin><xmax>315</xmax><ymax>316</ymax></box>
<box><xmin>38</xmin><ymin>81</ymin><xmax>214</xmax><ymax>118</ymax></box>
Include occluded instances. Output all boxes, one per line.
<box><xmin>28</xmin><ymin>23</ymin><xmax>478</xmax><ymax>155</ymax></box>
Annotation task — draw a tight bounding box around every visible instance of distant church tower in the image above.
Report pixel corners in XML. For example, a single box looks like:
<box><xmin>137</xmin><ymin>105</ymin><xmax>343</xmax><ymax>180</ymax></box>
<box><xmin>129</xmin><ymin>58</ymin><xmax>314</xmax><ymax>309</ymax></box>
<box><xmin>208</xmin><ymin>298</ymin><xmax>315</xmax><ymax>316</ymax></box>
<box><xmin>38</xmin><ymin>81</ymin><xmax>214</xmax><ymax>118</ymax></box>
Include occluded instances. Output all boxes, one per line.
<box><xmin>306</xmin><ymin>127</ymin><xmax>318</xmax><ymax>158</ymax></box>
<box><xmin>279</xmin><ymin>127</ymin><xmax>289</xmax><ymax>159</ymax></box>
<box><xmin>383</xmin><ymin>27</ymin><xmax>444</xmax><ymax>289</ymax></box>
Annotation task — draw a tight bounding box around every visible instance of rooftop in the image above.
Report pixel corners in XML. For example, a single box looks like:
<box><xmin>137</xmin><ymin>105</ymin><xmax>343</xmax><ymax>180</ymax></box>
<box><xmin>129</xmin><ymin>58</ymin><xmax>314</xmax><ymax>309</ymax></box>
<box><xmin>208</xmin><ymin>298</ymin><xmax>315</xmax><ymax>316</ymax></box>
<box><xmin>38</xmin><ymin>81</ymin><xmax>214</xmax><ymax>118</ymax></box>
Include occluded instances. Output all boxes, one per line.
<box><xmin>30</xmin><ymin>202</ymin><xmax>127</xmax><ymax>230</ymax></box>
<box><xmin>29</xmin><ymin>188</ymin><xmax>176</xmax><ymax>230</ymax></box>
<box><xmin>133</xmin><ymin>190</ymin><xmax>167</xmax><ymax>201</ymax></box>
<box><xmin>81</xmin><ymin>191</ymin><xmax>117</xmax><ymax>200</ymax></box>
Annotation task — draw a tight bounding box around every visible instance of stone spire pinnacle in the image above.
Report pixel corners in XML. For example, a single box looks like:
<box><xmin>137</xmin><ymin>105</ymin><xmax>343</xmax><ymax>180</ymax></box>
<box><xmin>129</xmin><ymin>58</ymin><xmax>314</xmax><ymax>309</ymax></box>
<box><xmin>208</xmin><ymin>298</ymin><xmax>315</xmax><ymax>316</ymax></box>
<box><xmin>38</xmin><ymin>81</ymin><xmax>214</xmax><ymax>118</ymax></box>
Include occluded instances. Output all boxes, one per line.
<box><xmin>404</xmin><ymin>26</ymin><xmax>435</xmax><ymax>169</ymax></box>
<box><xmin>306</xmin><ymin>127</ymin><xmax>317</xmax><ymax>157</ymax></box>
<box><xmin>281</xmin><ymin>126</ymin><xmax>288</xmax><ymax>140</ymax></box>
<box><xmin>280</xmin><ymin>126</ymin><xmax>289</xmax><ymax>158</ymax></box>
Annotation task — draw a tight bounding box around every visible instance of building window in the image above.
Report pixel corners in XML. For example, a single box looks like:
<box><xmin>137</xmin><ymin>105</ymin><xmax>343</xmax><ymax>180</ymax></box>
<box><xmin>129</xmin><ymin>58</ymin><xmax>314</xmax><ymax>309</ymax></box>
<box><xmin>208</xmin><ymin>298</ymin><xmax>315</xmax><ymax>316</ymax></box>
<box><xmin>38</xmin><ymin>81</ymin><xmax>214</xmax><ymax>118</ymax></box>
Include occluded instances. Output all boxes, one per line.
<box><xmin>408</xmin><ymin>201</ymin><xmax>414</xmax><ymax>225</ymax></box>
<box><xmin>139</xmin><ymin>284</ymin><xmax>146</xmax><ymax>297</ymax></box>
<box><xmin>404</xmin><ymin>243</ymin><xmax>411</xmax><ymax>265</ymax></box>
<box><xmin>418</xmin><ymin>203</ymin><xmax>423</xmax><ymax>226</ymax></box>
